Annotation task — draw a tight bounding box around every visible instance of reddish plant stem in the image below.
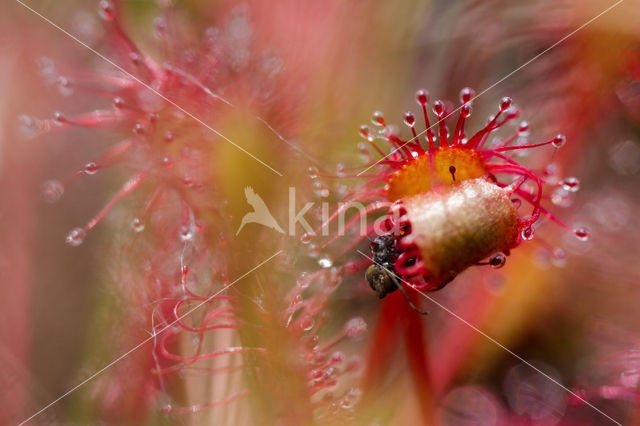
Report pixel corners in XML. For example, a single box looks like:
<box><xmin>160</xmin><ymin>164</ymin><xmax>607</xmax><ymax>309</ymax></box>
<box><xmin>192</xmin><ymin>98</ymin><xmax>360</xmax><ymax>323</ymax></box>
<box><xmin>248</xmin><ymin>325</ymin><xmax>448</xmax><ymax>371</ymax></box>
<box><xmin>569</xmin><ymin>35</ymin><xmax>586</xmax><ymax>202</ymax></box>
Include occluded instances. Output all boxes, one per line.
<box><xmin>363</xmin><ymin>292</ymin><xmax>434</xmax><ymax>423</ymax></box>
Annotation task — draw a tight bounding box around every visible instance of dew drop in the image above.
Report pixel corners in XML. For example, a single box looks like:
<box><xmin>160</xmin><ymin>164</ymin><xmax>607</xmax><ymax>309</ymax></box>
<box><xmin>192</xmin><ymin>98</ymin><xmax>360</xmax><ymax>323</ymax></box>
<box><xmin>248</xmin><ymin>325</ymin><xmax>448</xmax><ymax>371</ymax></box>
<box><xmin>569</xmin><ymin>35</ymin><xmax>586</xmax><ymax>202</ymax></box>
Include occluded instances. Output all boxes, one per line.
<box><xmin>133</xmin><ymin>123</ymin><xmax>145</xmax><ymax>135</ymax></box>
<box><xmin>66</xmin><ymin>228</ymin><xmax>86</xmax><ymax>246</ymax></box>
<box><xmin>560</xmin><ymin>177</ymin><xmax>580</xmax><ymax>192</ymax></box>
<box><xmin>154</xmin><ymin>17</ymin><xmax>168</xmax><ymax>37</ymax></box>
<box><xmin>129</xmin><ymin>52</ymin><xmax>142</xmax><ymax>66</ymax></box>
<box><xmin>53</xmin><ymin>112</ymin><xmax>67</xmax><ymax>124</ymax></box>
<box><xmin>84</xmin><ymin>162</ymin><xmax>98</xmax><ymax>175</ymax></box>
<box><xmin>161</xmin><ymin>157</ymin><xmax>173</xmax><ymax>169</ymax></box>
<box><xmin>318</xmin><ymin>255</ymin><xmax>333</xmax><ymax>268</ymax></box>
<box><xmin>98</xmin><ymin>0</ymin><xmax>115</xmax><ymax>21</ymax></box>
<box><xmin>297</xmin><ymin>272</ymin><xmax>312</xmax><ymax>289</ymax></box>
<box><xmin>131</xmin><ymin>218</ymin><xmax>145</xmax><ymax>233</ymax></box>
<box><xmin>575</xmin><ymin>227</ymin><xmax>589</xmax><ymax>241</ymax></box>
<box><xmin>330</xmin><ymin>351</ymin><xmax>345</xmax><ymax>364</ymax></box>
<box><xmin>300</xmin><ymin>232</ymin><xmax>313</xmax><ymax>244</ymax></box>
<box><xmin>336</xmin><ymin>163</ymin><xmax>347</xmax><ymax>177</ymax></box>
<box><xmin>341</xmin><ymin>388</ymin><xmax>362</xmax><ymax>409</ymax></box>
<box><xmin>313</xmin><ymin>181</ymin><xmax>330</xmax><ymax>198</ymax></box>
<box><xmin>521</xmin><ymin>226</ymin><xmax>535</xmax><ymax>241</ymax></box>
<box><xmin>511</xmin><ymin>198</ymin><xmax>522</xmax><ymax>209</ymax></box>
<box><xmin>57</xmin><ymin>76</ymin><xmax>74</xmax><ymax>96</ymax></box>
<box><xmin>403</xmin><ymin>112</ymin><xmax>415</xmax><ymax>127</ymax></box>
<box><xmin>300</xmin><ymin>315</ymin><xmax>315</xmax><ymax>331</ymax></box>
<box><xmin>460</xmin><ymin>87</ymin><xmax>475</xmax><ymax>104</ymax></box>
<box><xmin>307</xmin><ymin>243</ymin><xmax>320</xmax><ymax>258</ymax></box>
<box><xmin>500</xmin><ymin>96</ymin><xmax>512</xmax><ymax>111</ymax></box>
<box><xmin>38</xmin><ymin>57</ymin><xmax>56</xmax><ymax>81</ymax></box>
<box><xmin>518</xmin><ymin>121</ymin><xmax>530</xmax><ymax>135</ymax></box>
<box><xmin>164</xmin><ymin>131</ymin><xmax>175</xmax><ymax>142</ymax></box>
<box><xmin>161</xmin><ymin>404</ymin><xmax>172</xmax><ymax>415</ymax></box>
<box><xmin>460</xmin><ymin>104</ymin><xmax>471</xmax><ymax>118</ymax></box>
<box><xmin>416</xmin><ymin>89</ymin><xmax>429</xmax><ymax>106</ymax></box>
<box><xmin>432</xmin><ymin>100</ymin><xmax>445</xmax><ymax>117</ymax></box>
<box><xmin>552</xmin><ymin>248</ymin><xmax>567</xmax><ymax>267</ymax></box>
<box><xmin>544</xmin><ymin>163</ymin><xmax>559</xmax><ymax>180</ymax></box>
<box><xmin>359</xmin><ymin>125</ymin><xmax>374</xmax><ymax>142</ymax></box>
<box><xmin>551</xmin><ymin>134</ymin><xmax>566</xmax><ymax>149</ymax></box>
<box><xmin>307</xmin><ymin>166</ymin><xmax>319</xmax><ymax>179</ymax></box>
<box><xmin>371</xmin><ymin>111</ymin><xmax>385</xmax><ymax>127</ymax></box>
<box><xmin>180</xmin><ymin>226</ymin><xmax>193</xmax><ymax>242</ymax></box>
<box><xmin>551</xmin><ymin>188</ymin><xmax>572</xmax><ymax>207</ymax></box>
<box><xmin>42</xmin><ymin>180</ymin><xmax>64</xmax><ymax>203</ymax></box>
<box><xmin>344</xmin><ymin>317</ymin><xmax>367</xmax><ymax>339</ymax></box>
<box><xmin>293</xmin><ymin>294</ymin><xmax>303</xmax><ymax>305</ymax></box>
<box><xmin>18</xmin><ymin>115</ymin><xmax>42</xmax><ymax>139</ymax></box>
<box><xmin>113</xmin><ymin>97</ymin><xmax>125</xmax><ymax>109</ymax></box>
<box><xmin>489</xmin><ymin>252</ymin><xmax>506</xmax><ymax>269</ymax></box>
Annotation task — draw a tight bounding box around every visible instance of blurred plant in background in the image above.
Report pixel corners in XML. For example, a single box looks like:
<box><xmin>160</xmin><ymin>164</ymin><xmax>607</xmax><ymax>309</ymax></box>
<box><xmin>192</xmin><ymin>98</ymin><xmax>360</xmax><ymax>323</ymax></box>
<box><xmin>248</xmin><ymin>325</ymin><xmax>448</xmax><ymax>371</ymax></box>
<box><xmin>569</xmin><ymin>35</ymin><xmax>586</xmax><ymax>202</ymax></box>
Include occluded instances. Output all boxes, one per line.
<box><xmin>2</xmin><ymin>0</ymin><xmax>640</xmax><ymax>425</ymax></box>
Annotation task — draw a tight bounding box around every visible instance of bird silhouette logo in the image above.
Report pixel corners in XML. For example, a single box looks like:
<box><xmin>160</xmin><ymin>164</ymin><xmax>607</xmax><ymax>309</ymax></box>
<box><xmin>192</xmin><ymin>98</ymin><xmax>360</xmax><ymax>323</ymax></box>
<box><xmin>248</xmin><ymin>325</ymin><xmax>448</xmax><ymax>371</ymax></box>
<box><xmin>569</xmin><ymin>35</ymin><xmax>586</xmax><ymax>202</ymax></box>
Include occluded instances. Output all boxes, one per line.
<box><xmin>236</xmin><ymin>187</ymin><xmax>285</xmax><ymax>235</ymax></box>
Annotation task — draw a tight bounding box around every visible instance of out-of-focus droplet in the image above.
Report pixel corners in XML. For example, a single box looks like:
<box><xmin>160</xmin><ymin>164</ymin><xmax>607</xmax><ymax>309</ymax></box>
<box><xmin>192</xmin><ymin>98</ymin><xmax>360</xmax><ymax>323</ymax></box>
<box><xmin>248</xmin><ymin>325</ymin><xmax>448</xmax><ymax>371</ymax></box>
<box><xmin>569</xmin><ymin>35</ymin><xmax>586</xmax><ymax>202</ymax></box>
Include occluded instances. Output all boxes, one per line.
<box><xmin>371</xmin><ymin>111</ymin><xmax>385</xmax><ymax>127</ymax></box>
<box><xmin>551</xmin><ymin>188</ymin><xmax>572</xmax><ymax>207</ymax></box>
<box><xmin>300</xmin><ymin>315</ymin><xmax>315</xmax><ymax>331</ymax></box>
<box><xmin>84</xmin><ymin>162</ymin><xmax>98</xmax><ymax>175</ymax></box>
<box><xmin>489</xmin><ymin>252</ymin><xmax>506</xmax><ymax>269</ymax></box>
<box><xmin>344</xmin><ymin>317</ymin><xmax>366</xmax><ymax>339</ymax></box>
<box><xmin>18</xmin><ymin>115</ymin><xmax>42</xmax><ymax>140</ymax></box>
<box><xmin>504</xmin><ymin>363</ymin><xmax>566</xmax><ymax>422</ymax></box>
<box><xmin>359</xmin><ymin>125</ymin><xmax>374</xmax><ymax>142</ymax></box>
<box><xmin>307</xmin><ymin>166</ymin><xmax>319</xmax><ymax>179</ymax></box>
<box><xmin>131</xmin><ymin>218</ymin><xmax>145</xmax><ymax>233</ymax></box>
<box><xmin>98</xmin><ymin>0</ymin><xmax>115</xmax><ymax>21</ymax></box>
<box><xmin>57</xmin><ymin>76</ymin><xmax>74</xmax><ymax>96</ymax></box>
<box><xmin>552</xmin><ymin>134</ymin><xmax>566</xmax><ymax>148</ymax></box>
<box><xmin>521</xmin><ymin>226</ymin><xmax>534</xmax><ymax>241</ymax></box>
<box><xmin>113</xmin><ymin>97</ymin><xmax>125</xmax><ymax>109</ymax></box>
<box><xmin>609</xmin><ymin>140</ymin><xmax>640</xmax><ymax>176</ymax></box>
<box><xmin>552</xmin><ymin>248</ymin><xmax>567</xmax><ymax>267</ymax></box>
<box><xmin>340</xmin><ymin>388</ymin><xmax>362</xmax><ymax>410</ymax></box>
<box><xmin>297</xmin><ymin>272</ymin><xmax>312</xmax><ymax>289</ymax></box>
<box><xmin>318</xmin><ymin>255</ymin><xmax>333</xmax><ymax>268</ymax></box>
<box><xmin>66</xmin><ymin>228</ymin><xmax>86</xmax><ymax>246</ymax></box>
<box><xmin>313</xmin><ymin>181</ymin><xmax>330</xmax><ymax>198</ymax></box>
<box><xmin>42</xmin><ymin>180</ymin><xmax>64</xmax><ymax>203</ymax></box>
<box><xmin>180</xmin><ymin>226</ymin><xmax>193</xmax><ymax>242</ymax></box>
<box><xmin>437</xmin><ymin>386</ymin><xmax>503</xmax><ymax>426</ymax></box>
<box><xmin>575</xmin><ymin>227</ymin><xmax>589</xmax><ymax>242</ymax></box>
<box><xmin>133</xmin><ymin>123</ymin><xmax>145</xmax><ymax>135</ymax></box>
<box><xmin>560</xmin><ymin>177</ymin><xmax>580</xmax><ymax>192</ymax></box>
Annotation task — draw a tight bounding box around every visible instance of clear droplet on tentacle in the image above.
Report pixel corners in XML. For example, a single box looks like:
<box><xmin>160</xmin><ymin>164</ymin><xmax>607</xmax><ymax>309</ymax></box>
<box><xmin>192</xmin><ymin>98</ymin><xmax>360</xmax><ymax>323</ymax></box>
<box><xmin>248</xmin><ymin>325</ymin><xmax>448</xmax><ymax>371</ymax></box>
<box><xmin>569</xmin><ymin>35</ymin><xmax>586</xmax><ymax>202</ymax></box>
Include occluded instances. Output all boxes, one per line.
<box><xmin>131</xmin><ymin>218</ymin><xmax>145</xmax><ymax>233</ymax></box>
<box><xmin>66</xmin><ymin>228</ymin><xmax>86</xmax><ymax>246</ymax></box>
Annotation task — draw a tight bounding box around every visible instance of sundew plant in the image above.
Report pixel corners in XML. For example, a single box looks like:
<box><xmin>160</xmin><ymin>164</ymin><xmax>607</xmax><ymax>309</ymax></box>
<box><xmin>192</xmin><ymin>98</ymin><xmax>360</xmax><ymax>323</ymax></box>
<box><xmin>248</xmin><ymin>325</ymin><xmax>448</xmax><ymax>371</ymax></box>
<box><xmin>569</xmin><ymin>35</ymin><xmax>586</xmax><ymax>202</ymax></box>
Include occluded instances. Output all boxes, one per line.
<box><xmin>2</xmin><ymin>0</ymin><xmax>640</xmax><ymax>425</ymax></box>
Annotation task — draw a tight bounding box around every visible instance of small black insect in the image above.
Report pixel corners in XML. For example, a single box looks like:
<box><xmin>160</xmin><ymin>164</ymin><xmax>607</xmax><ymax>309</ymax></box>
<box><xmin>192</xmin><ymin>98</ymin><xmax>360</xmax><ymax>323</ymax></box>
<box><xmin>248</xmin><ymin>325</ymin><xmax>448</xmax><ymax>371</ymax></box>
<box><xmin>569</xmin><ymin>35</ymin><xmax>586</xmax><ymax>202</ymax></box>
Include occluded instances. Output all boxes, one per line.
<box><xmin>365</xmin><ymin>234</ymin><xmax>428</xmax><ymax>315</ymax></box>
